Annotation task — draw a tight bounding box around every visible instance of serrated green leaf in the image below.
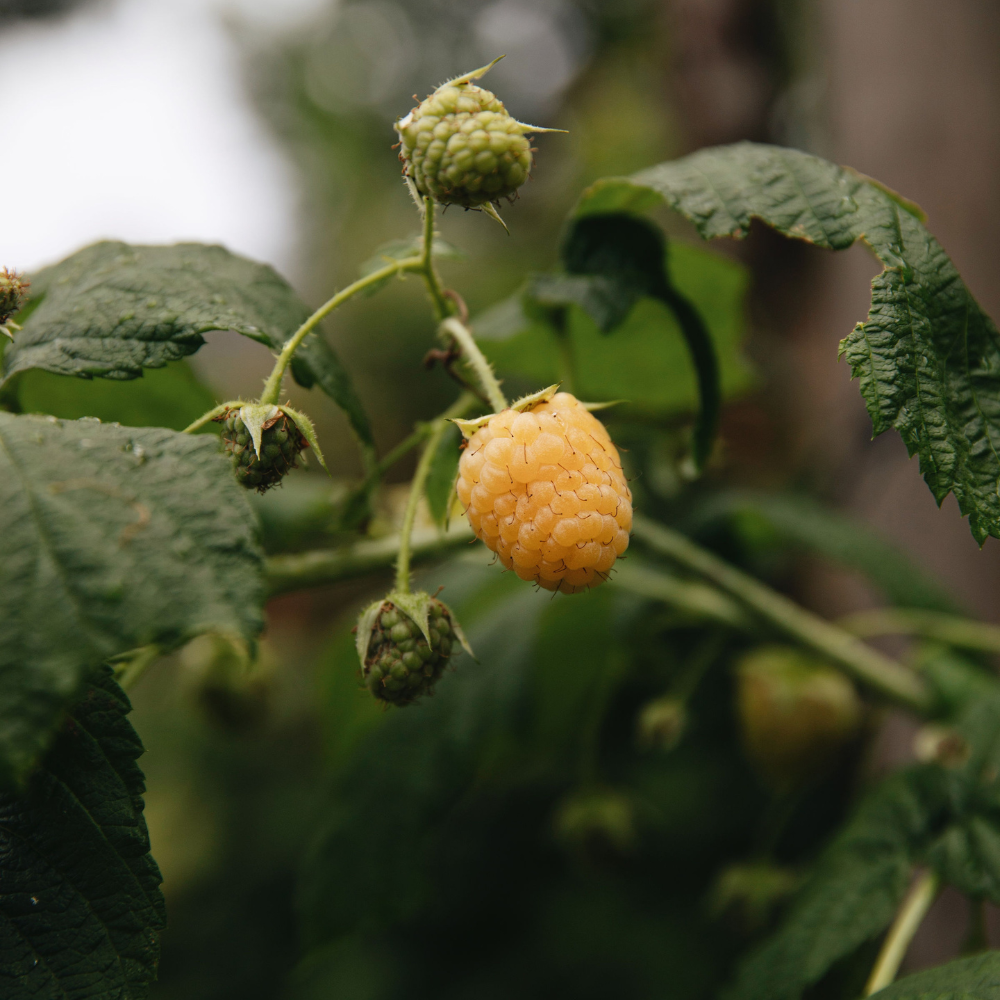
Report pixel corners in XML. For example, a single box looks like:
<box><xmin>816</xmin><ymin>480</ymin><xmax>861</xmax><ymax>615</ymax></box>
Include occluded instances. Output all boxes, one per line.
<box><xmin>425</xmin><ymin>422</ymin><xmax>461</xmax><ymax>527</ymax></box>
<box><xmin>867</xmin><ymin>951</ymin><xmax>1000</xmax><ymax>999</ymax></box>
<box><xmin>0</xmin><ymin>412</ymin><xmax>263</xmax><ymax>786</ymax></box>
<box><xmin>1</xmin><ymin>240</ymin><xmax>375</xmax><ymax>456</ymax></box>
<box><xmin>729</xmin><ymin>769</ymin><xmax>940</xmax><ymax>1000</ymax></box>
<box><xmin>3</xmin><ymin>241</ymin><xmax>308</xmax><ymax>382</ymax></box>
<box><xmin>0</xmin><ymin>665</ymin><xmax>165</xmax><ymax>1000</ymax></box>
<box><xmin>576</xmin><ymin>143</ymin><xmax>1000</xmax><ymax>544</ymax></box>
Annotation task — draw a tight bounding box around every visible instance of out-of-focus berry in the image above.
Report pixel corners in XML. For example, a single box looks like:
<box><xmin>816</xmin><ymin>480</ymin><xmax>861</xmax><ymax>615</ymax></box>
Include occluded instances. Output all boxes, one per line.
<box><xmin>456</xmin><ymin>391</ymin><xmax>632</xmax><ymax>594</ymax></box>
<box><xmin>736</xmin><ymin>645</ymin><xmax>862</xmax><ymax>790</ymax></box>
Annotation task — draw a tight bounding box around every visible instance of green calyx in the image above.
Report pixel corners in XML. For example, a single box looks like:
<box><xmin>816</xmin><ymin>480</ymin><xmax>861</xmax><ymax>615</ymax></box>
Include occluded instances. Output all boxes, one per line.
<box><xmin>395</xmin><ymin>58</ymin><xmax>563</xmax><ymax>215</ymax></box>
<box><xmin>355</xmin><ymin>590</ymin><xmax>473</xmax><ymax>706</ymax></box>
<box><xmin>214</xmin><ymin>401</ymin><xmax>326</xmax><ymax>493</ymax></box>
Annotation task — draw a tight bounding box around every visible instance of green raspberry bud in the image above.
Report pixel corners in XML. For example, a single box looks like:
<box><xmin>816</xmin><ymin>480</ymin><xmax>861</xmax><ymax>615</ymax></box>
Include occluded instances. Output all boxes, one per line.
<box><xmin>355</xmin><ymin>590</ymin><xmax>473</xmax><ymax>706</ymax></box>
<box><xmin>736</xmin><ymin>645</ymin><xmax>863</xmax><ymax>791</ymax></box>
<box><xmin>553</xmin><ymin>789</ymin><xmax>635</xmax><ymax>860</ymax></box>
<box><xmin>395</xmin><ymin>58</ymin><xmax>563</xmax><ymax>216</ymax></box>
<box><xmin>0</xmin><ymin>267</ymin><xmax>28</xmax><ymax>340</ymax></box>
<box><xmin>213</xmin><ymin>402</ymin><xmax>326</xmax><ymax>493</ymax></box>
<box><xmin>635</xmin><ymin>696</ymin><xmax>686</xmax><ymax>753</ymax></box>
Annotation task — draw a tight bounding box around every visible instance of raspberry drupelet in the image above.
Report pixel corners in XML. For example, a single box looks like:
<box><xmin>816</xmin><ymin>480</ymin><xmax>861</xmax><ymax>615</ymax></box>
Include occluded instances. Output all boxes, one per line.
<box><xmin>456</xmin><ymin>392</ymin><xmax>632</xmax><ymax>594</ymax></box>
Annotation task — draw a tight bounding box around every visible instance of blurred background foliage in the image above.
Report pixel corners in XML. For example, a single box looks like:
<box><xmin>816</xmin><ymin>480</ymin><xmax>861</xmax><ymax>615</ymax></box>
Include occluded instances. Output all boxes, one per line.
<box><xmin>6</xmin><ymin>0</ymin><xmax>996</xmax><ymax>997</ymax></box>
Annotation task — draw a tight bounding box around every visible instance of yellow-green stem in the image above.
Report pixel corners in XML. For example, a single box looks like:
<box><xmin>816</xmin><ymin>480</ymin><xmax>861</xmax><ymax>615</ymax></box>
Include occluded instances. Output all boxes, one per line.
<box><xmin>631</xmin><ymin>515</ymin><xmax>932</xmax><ymax>712</ymax></box>
<box><xmin>395</xmin><ymin>417</ymin><xmax>450</xmax><ymax>593</ymax></box>
<box><xmin>440</xmin><ymin>317</ymin><xmax>507</xmax><ymax>413</ymax></box>
<box><xmin>259</xmin><ymin>256</ymin><xmax>422</xmax><ymax>405</ymax></box>
<box><xmin>420</xmin><ymin>198</ymin><xmax>453</xmax><ymax>321</ymax></box>
<box><xmin>864</xmin><ymin>870</ymin><xmax>939</xmax><ymax>995</ymax></box>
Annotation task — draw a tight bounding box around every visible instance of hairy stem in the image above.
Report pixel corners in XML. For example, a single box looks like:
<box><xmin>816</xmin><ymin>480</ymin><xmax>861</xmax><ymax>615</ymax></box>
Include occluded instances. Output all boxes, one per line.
<box><xmin>440</xmin><ymin>317</ymin><xmax>508</xmax><ymax>413</ymax></box>
<box><xmin>259</xmin><ymin>256</ymin><xmax>422</xmax><ymax>406</ymax></box>
<box><xmin>864</xmin><ymin>870</ymin><xmax>940</xmax><ymax>995</ymax></box>
<box><xmin>361</xmin><ymin>392</ymin><xmax>476</xmax><ymax>492</ymax></box>
<box><xmin>631</xmin><ymin>515</ymin><xmax>932</xmax><ymax>712</ymax></box>
<box><xmin>266</xmin><ymin>522</ymin><xmax>474</xmax><ymax>597</ymax></box>
<box><xmin>395</xmin><ymin>417</ymin><xmax>450</xmax><ymax>592</ymax></box>
<box><xmin>419</xmin><ymin>198</ymin><xmax>453</xmax><ymax>322</ymax></box>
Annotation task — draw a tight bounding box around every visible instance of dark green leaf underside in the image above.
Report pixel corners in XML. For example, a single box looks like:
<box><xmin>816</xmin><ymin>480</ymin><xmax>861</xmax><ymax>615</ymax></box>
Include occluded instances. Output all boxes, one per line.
<box><xmin>1</xmin><ymin>240</ymin><xmax>374</xmax><ymax>450</ymax></box>
<box><xmin>870</xmin><ymin>951</ymin><xmax>1000</xmax><ymax>999</ymax></box>
<box><xmin>0</xmin><ymin>666</ymin><xmax>165</xmax><ymax>1000</ymax></box>
<box><xmin>729</xmin><ymin>770</ymin><xmax>936</xmax><ymax>1000</ymax></box>
<box><xmin>0</xmin><ymin>412</ymin><xmax>263</xmax><ymax>787</ymax></box>
<box><xmin>576</xmin><ymin>142</ymin><xmax>1000</xmax><ymax>544</ymax></box>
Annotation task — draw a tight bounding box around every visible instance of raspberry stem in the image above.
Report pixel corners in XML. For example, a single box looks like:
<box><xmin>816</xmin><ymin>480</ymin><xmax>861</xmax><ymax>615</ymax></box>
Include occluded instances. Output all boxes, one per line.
<box><xmin>395</xmin><ymin>414</ymin><xmax>451</xmax><ymax>593</ymax></box>
<box><xmin>265</xmin><ymin>521</ymin><xmax>474</xmax><ymax>597</ymax></box>
<box><xmin>863</xmin><ymin>870</ymin><xmax>940</xmax><ymax>995</ymax></box>
<box><xmin>259</xmin><ymin>254</ymin><xmax>424</xmax><ymax>407</ymax></box>
<box><xmin>631</xmin><ymin>514</ymin><xmax>932</xmax><ymax>711</ymax></box>
<box><xmin>440</xmin><ymin>317</ymin><xmax>507</xmax><ymax>413</ymax></box>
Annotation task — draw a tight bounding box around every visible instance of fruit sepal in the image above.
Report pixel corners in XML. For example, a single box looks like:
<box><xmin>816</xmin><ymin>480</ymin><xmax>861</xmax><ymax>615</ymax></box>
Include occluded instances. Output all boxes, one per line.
<box><xmin>355</xmin><ymin>591</ymin><xmax>475</xmax><ymax>706</ymax></box>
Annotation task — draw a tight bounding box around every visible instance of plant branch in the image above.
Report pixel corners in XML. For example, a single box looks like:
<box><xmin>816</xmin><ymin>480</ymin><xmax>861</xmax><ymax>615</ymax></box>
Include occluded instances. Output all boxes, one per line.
<box><xmin>631</xmin><ymin>515</ymin><xmax>933</xmax><ymax>712</ymax></box>
<box><xmin>265</xmin><ymin>521</ymin><xmax>474</xmax><ymax>597</ymax></box>
<box><xmin>259</xmin><ymin>256</ymin><xmax>422</xmax><ymax>406</ymax></box>
<box><xmin>440</xmin><ymin>317</ymin><xmax>508</xmax><ymax>413</ymax></box>
<box><xmin>419</xmin><ymin>198</ymin><xmax>454</xmax><ymax>322</ymax></box>
<box><xmin>395</xmin><ymin>416</ymin><xmax>450</xmax><ymax>592</ymax></box>
<box><xmin>864</xmin><ymin>870</ymin><xmax>940</xmax><ymax>995</ymax></box>
<box><xmin>841</xmin><ymin>608</ymin><xmax>1000</xmax><ymax>655</ymax></box>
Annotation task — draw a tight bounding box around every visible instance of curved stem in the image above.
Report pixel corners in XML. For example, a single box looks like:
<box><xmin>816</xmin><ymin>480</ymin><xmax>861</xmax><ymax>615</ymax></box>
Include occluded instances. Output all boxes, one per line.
<box><xmin>440</xmin><ymin>317</ymin><xmax>508</xmax><ymax>413</ymax></box>
<box><xmin>259</xmin><ymin>256</ymin><xmax>422</xmax><ymax>406</ymax></box>
<box><xmin>864</xmin><ymin>870</ymin><xmax>939</xmax><ymax>995</ymax></box>
<box><xmin>395</xmin><ymin>416</ymin><xmax>450</xmax><ymax>593</ymax></box>
<box><xmin>419</xmin><ymin>198</ymin><xmax>454</xmax><ymax>322</ymax></box>
<box><xmin>631</xmin><ymin>515</ymin><xmax>932</xmax><ymax>712</ymax></box>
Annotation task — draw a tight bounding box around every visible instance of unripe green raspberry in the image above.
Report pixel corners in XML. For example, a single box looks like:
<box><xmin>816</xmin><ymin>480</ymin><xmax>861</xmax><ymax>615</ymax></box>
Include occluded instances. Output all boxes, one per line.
<box><xmin>736</xmin><ymin>645</ymin><xmax>862</xmax><ymax>790</ymax></box>
<box><xmin>395</xmin><ymin>59</ymin><xmax>561</xmax><ymax>212</ymax></box>
<box><xmin>636</xmin><ymin>696</ymin><xmax>686</xmax><ymax>752</ymax></box>
<box><xmin>0</xmin><ymin>267</ymin><xmax>28</xmax><ymax>339</ymax></box>
<box><xmin>213</xmin><ymin>401</ymin><xmax>325</xmax><ymax>493</ymax></box>
<box><xmin>355</xmin><ymin>591</ymin><xmax>473</xmax><ymax>706</ymax></box>
<box><xmin>218</xmin><ymin>408</ymin><xmax>305</xmax><ymax>492</ymax></box>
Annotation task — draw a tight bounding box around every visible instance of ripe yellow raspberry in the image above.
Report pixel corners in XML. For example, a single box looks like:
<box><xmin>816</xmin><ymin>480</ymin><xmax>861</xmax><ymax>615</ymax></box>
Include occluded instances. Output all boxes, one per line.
<box><xmin>456</xmin><ymin>392</ymin><xmax>632</xmax><ymax>594</ymax></box>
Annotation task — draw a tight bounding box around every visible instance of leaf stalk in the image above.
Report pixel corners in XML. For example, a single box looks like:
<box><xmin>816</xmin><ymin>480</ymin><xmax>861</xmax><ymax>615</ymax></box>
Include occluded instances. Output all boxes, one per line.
<box><xmin>864</xmin><ymin>870</ymin><xmax>940</xmax><ymax>995</ymax></box>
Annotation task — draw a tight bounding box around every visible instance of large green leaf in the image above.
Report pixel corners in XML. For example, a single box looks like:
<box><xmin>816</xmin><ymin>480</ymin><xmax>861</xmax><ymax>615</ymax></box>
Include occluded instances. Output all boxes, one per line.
<box><xmin>0</xmin><ymin>412</ymin><xmax>263</xmax><ymax>786</ymax></box>
<box><xmin>575</xmin><ymin>142</ymin><xmax>1000</xmax><ymax>544</ymax></box>
<box><xmin>476</xmin><ymin>240</ymin><xmax>752</xmax><ymax>418</ymax></box>
<box><xmin>729</xmin><ymin>769</ymin><xmax>938</xmax><ymax>1000</ymax></box>
<box><xmin>558</xmin><ymin>214</ymin><xmax>721</xmax><ymax>467</ymax></box>
<box><xmin>0</xmin><ymin>665</ymin><xmax>165</xmax><ymax>999</ymax></box>
<box><xmin>868</xmin><ymin>951</ymin><xmax>1000</xmax><ymax>999</ymax></box>
<box><xmin>1</xmin><ymin>241</ymin><xmax>374</xmax><ymax>451</ymax></box>
<box><xmin>15</xmin><ymin>359</ymin><xmax>217</xmax><ymax>432</ymax></box>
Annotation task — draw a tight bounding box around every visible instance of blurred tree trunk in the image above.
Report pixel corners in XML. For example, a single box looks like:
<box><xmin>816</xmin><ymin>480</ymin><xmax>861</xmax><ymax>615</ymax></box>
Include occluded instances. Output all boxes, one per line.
<box><xmin>668</xmin><ymin>0</ymin><xmax>1000</xmax><ymax>967</ymax></box>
